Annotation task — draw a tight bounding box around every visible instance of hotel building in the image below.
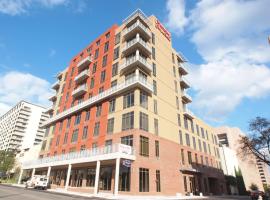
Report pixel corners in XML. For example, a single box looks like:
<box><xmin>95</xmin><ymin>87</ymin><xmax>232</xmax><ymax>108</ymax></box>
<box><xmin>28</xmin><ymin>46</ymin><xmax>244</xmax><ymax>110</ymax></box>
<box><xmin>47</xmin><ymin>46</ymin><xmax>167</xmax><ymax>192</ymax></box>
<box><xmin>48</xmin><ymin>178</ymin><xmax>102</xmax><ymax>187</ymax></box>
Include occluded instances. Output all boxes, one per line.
<box><xmin>0</xmin><ymin>101</ymin><xmax>48</xmax><ymax>152</ymax></box>
<box><xmin>20</xmin><ymin>10</ymin><xmax>226</xmax><ymax>196</ymax></box>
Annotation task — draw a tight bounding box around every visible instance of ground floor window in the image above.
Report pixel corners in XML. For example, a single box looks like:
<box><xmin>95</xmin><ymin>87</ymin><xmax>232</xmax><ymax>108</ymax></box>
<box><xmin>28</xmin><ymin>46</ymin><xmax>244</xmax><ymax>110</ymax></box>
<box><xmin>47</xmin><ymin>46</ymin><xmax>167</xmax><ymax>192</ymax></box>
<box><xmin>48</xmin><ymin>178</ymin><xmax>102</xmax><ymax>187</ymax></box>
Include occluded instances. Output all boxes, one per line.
<box><xmin>99</xmin><ymin>166</ymin><xmax>112</xmax><ymax>190</ymax></box>
<box><xmin>139</xmin><ymin>168</ymin><xmax>149</xmax><ymax>192</ymax></box>
<box><xmin>156</xmin><ymin>170</ymin><xmax>161</xmax><ymax>192</ymax></box>
<box><xmin>86</xmin><ymin>168</ymin><xmax>95</xmax><ymax>187</ymax></box>
<box><xmin>184</xmin><ymin>176</ymin><xmax>187</xmax><ymax>192</ymax></box>
<box><xmin>119</xmin><ymin>165</ymin><xmax>130</xmax><ymax>191</ymax></box>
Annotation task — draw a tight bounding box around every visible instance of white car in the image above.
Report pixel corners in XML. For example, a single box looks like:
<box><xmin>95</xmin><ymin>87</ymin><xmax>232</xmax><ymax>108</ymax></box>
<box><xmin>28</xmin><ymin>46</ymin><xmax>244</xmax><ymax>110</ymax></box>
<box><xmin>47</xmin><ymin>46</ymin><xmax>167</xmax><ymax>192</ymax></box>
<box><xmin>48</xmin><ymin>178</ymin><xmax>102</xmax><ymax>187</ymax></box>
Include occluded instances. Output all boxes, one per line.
<box><xmin>25</xmin><ymin>175</ymin><xmax>48</xmax><ymax>190</ymax></box>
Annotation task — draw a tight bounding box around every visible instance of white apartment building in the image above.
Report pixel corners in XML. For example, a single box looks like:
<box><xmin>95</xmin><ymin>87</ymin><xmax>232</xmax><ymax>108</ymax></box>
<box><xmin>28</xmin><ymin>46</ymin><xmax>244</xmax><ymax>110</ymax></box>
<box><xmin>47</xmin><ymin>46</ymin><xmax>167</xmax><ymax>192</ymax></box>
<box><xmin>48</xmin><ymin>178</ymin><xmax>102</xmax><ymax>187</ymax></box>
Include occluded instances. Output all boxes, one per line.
<box><xmin>0</xmin><ymin>101</ymin><xmax>48</xmax><ymax>152</ymax></box>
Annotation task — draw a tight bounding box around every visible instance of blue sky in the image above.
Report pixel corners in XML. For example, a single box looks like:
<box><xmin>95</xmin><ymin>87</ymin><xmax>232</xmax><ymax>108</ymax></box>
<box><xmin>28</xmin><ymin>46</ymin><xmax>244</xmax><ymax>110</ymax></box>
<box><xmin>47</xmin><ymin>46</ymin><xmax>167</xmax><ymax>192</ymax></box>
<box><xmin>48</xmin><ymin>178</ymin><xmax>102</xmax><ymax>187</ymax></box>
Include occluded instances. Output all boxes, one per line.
<box><xmin>0</xmin><ymin>0</ymin><xmax>269</xmax><ymax>133</ymax></box>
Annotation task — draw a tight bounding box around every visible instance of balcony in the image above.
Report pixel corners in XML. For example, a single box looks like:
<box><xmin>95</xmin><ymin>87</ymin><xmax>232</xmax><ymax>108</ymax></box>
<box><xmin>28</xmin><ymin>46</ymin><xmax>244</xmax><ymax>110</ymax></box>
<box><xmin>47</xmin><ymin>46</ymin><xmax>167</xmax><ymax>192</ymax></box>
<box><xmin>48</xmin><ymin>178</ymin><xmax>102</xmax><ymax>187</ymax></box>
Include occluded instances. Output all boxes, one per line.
<box><xmin>56</xmin><ymin>72</ymin><xmax>63</xmax><ymax>80</ymax></box>
<box><xmin>51</xmin><ymin>81</ymin><xmax>60</xmax><ymax>90</ymax></box>
<box><xmin>178</xmin><ymin>62</ymin><xmax>188</xmax><ymax>75</ymax></box>
<box><xmin>183</xmin><ymin>107</ymin><xmax>194</xmax><ymax>119</ymax></box>
<box><xmin>122</xmin><ymin>36</ymin><xmax>151</xmax><ymax>57</ymax></box>
<box><xmin>22</xmin><ymin>143</ymin><xmax>136</xmax><ymax>169</ymax></box>
<box><xmin>74</xmin><ymin>69</ymin><xmax>89</xmax><ymax>84</ymax></box>
<box><xmin>180</xmin><ymin>76</ymin><xmax>191</xmax><ymax>89</ymax></box>
<box><xmin>48</xmin><ymin>94</ymin><xmax>57</xmax><ymax>102</ymax></box>
<box><xmin>45</xmin><ymin>106</ymin><xmax>54</xmax><ymax>114</ymax></box>
<box><xmin>77</xmin><ymin>56</ymin><xmax>92</xmax><ymax>71</ymax></box>
<box><xmin>72</xmin><ymin>84</ymin><xmax>87</xmax><ymax>97</ymax></box>
<box><xmin>120</xmin><ymin>54</ymin><xmax>152</xmax><ymax>75</ymax></box>
<box><xmin>123</xmin><ymin>20</ymin><xmax>151</xmax><ymax>41</ymax></box>
<box><xmin>182</xmin><ymin>91</ymin><xmax>192</xmax><ymax>103</ymax></box>
<box><xmin>42</xmin><ymin>74</ymin><xmax>153</xmax><ymax>127</ymax></box>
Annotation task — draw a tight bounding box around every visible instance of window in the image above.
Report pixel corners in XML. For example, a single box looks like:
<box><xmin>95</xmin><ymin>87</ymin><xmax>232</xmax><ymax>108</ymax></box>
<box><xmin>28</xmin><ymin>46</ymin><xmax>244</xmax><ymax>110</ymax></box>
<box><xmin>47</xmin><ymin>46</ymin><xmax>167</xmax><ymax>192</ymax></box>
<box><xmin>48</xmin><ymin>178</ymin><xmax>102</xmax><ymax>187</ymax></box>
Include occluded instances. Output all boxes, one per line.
<box><xmin>185</xmin><ymin>133</ymin><xmax>190</xmax><ymax>146</ymax></box>
<box><xmin>193</xmin><ymin>136</ymin><xmax>197</xmax><ymax>150</ymax></box>
<box><xmin>190</xmin><ymin>120</ymin><xmax>194</xmax><ymax>133</ymax></box>
<box><xmin>63</xmin><ymin>132</ymin><xmax>68</xmax><ymax>144</ymax></box>
<box><xmin>85</xmin><ymin>110</ymin><xmax>90</xmax><ymax>121</ymax></box>
<box><xmin>172</xmin><ymin>53</ymin><xmax>175</xmax><ymax>63</ymax></box>
<box><xmin>96</xmin><ymin>40</ymin><xmax>100</xmax><ymax>46</ymax></box>
<box><xmin>113</xmin><ymin>47</ymin><xmax>119</xmax><ymax>60</ymax></box>
<box><xmin>140</xmin><ymin>136</ymin><xmax>149</xmax><ymax>157</ymax></box>
<box><xmin>87</xmin><ymin>46</ymin><xmax>92</xmax><ymax>52</ymax></box>
<box><xmin>82</xmin><ymin>126</ymin><xmax>88</xmax><ymax>140</ymax></box>
<box><xmin>102</xmin><ymin>55</ymin><xmax>108</xmax><ymax>67</ymax></box>
<box><xmin>140</xmin><ymin>112</ymin><xmax>149</xmax><ymax>131</ymax></box>
<box><xmin>183</xmin><ymin>176</ymin><xmax>187</xmax><ymax>192</ymax></box>
<box><xmin>96</xmin><ymin>105</ymin><xmax>102</xmax><ymax>117</ymax></box>
<box><xmin>154</xmin><ymin>119</ymin><xmax>159</xmax><ymax>135</ymax></box>
<box><xmin>59</xmin><ymin>121</ymin><xmax>63</xmax><ymax>131</ymax></box>
<box><xmin>196</xmin><ymin>124</ymin><xmax>200</xmax><ymax>136</ymax></box>
<box><xmin>92</xmin><ymin>142</ymin><xmax>97</xmax><ymax>150</ymax></box>
<box><xmin>154</xmin><ymin>99</ymin><xmax>158</xmax><ymax>114</ymax></box>
<box><xmin>195</xmin><ymin>153</ymin><xmax>198</xmax><ymax>164</ymax></box>
<box><xmin>56</xmin><ymin>135</ymin><xmax>60</xmax><ymax>146</ymax></box>
<box><xmin>174</xmin><ymin>80</ymin><xmax>178</xmax><ymax>93</ymax></box>
<box><xmin>152</xmin><ymin>47</ymin><xmax>156</xmax><ymax>60</ymax></box>
<box><xmin>104</xmin><ymin>41</ymin><xmax>109</xmax><ymax>53</ymax></box>
<box><xmin>105</xmin><ymin>32</ymin><xmax>110</xmax><ymax>39</ymax></box>
<box><xmin>123</xmin><ymin>92</ymin><xmax>134</xmax><ymax>108</ymax></box>
<box><xmin>203</xmin><ymin>141</ymin><xmax>207</xmax><ymax>153</ymax></box>
<box><xmin>74</xmin><ymin>114</ymin><xmax>81</xmax><ymax>125</ymax></box>
<box><xmin>94</xmin><ymin>49</ymin><xmax>99</xmax><ymax>59</ymax></box>
<box><xmin>115</xmin><ymin>33</ymin><xmax>121</xmax><ymax>45</ymax></box>
<box><xmin>109</xmin><ymin>99</ymin><xmax>116</xmax><ymax>113</ymax></box>
<box><xmin>70</xmin><ymin>67</ymin><xmax>74</xmax><ymax>77</ymax></box>
<box><xmin>208</xmin><ymin>144</ymin><xmax>211</xmax><ymax>155</ymax></box>
<box><xmin>153</xmin><ymin>80</ymin><xmax>157</xmax><ymax>95</ymax></box>
<box><xmin>140</xmin><ymin>91</ymin><xmax>148</xmax><ymax>109</ymax></box>
<box><xmin>105</xmin><ymin>139</ymin><xmax>112</xmax><ymax>153</ymax></box>
<box><xmin>205</xmin><ymin>157</ymin><xmax>209</xmax><ymax>166</ymax></box>
<box><xmin>93</xmin><ymin>122</ymin><xmax>100</xmax><ymax>136</ymax></box>
<box><xmin>139</xmin><ymin>168</ymin><xmax>149</xmax><ymax>192</ymax></box>
<box><xmin>112</xmin><ymin>62</ymin><xmax>118</xmax><ymax>77</ymax></box>
<box><xmin>121</xmin><ymin>135</ymin><xmax>133</xmax><ymax>146</ymax></box>
<box><xmin>71</xmin><ymin>129</ymin><xmax>79</xmax><ymax>143</ymax></box>
<box><xmin>155</xmin><ymin>140</ymin><xmax>159</xmax><ymax>157</ymax></box>
<box><xmin>176</xmin><ymin>96</ymin><xmax>180</xmax><ymax>109</ymax></box>
<box><xmin>122</xmin><ymin>112</ymin><xmax>134</xmax><ymax>131</ymax></box>
<box><xmin>156</xmin><ymin>170</ymin><xmax>161</xmax><ymax>192</ymax></box>
<box><xmin>152</xmin><ymin>63</ymin><xmax>156</xmax><ymax>76</ymax></box>
<box><xmin>176</xmin><ymin>114</ymin><xmax>181</xmax><ymax>127</ymax></box>
<box><xmin>100</xmin><ymin>70</ymin><xmax>106</xmax><ymax>83</ymax></box>
<box><xmin>179</xmin><ymin>130</ymin><xmax>183</xmax><ymax>145</ymax></box>
<box><xmin>206</xmin><ymin>130</ymin><xmax>209</xmax><ymax>140</ymax></box>
<box><xmin>92</xmin><ymin>62</ymin><xmax>97</xmax><ymax>73</ymax></box>
<box><xmin>200</xmin><ymin>155</ymin><xmax>204</xmax><ymax>165</ymax></box>
<box><xmin>198</xmin><ymin>139</ymin><xmax>202</xmax><ymax>151</ymax></box>
<box><xmin>90</xmin><ymin>77</ymin><xmax>95</xmax><ymax>89</ymax></box>
<box><xmin>99</xmin><ymin>87</ymin><xmax>104</xmax><ymax>93</ymax></box>
<box><xmin>181</xmin><ymin>149</ymin><xmax>185</xmax><ymax>164</ymax></box>
<box><xmin>188</xmin><ymin>151</ymin><xmax>192</xmax><ymax>164</ymax></box>
<box><xmin>107</xmin><ymin>118</ymin><xmax>114</xmax><ymax>134</ymax></box>
<box><xmin>111</xmin><ymin>80</ymin><xmax>117</xmax><ymax>87</ymax></box>
<box><xmin>201</xmin><ymin>127</ymin><xmax>205</xmax><ymax>138</ymax></box>
<box><xmin>80</xmin><ymin>145</ymin><xmax>86</xmax><ymax>151</ymax></box>
<box><xmin>86</xmin><ymin>168</ymin><xmax>95</xmax><ymax>187</ymax></box>
<box><xmin>65</xmin><ymin>92</ymin><xmax>69</xmax><ymax>102</ymax></box>
<box><xmin>152</xmin><ymin>33</ymin><xmax>155</xmax><ymax>44</ymax></box>
<box><xmin>184</xmin><ymin>117</ymin><xmax>188</xmax><ymax>130</ymax></box>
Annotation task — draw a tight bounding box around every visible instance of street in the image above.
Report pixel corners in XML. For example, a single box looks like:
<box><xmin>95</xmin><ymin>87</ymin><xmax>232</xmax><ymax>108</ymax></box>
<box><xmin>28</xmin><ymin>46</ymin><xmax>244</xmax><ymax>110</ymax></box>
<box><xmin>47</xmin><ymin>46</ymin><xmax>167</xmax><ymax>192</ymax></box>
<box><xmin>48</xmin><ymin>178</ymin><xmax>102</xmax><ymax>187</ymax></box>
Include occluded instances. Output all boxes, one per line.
<box><xmin>0</xmin><ymin>184</ymin><xmax>250</xmax><ymax>200</ymax></box>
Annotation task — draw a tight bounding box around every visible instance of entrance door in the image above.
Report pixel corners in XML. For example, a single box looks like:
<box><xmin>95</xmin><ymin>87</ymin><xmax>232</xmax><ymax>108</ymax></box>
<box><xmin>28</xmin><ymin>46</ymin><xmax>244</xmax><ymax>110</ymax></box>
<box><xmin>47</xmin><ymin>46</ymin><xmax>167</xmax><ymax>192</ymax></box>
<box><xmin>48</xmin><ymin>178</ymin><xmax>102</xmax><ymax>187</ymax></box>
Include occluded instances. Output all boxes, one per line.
<box><xmin>189</xmin><ymin>177</ymin><xmax>195</xmax><ymax>194</ymax></box>
<box><xmin>99</xmin><ymin>166</ymin><xmax>112</xmax><ymax>191</ymax></box>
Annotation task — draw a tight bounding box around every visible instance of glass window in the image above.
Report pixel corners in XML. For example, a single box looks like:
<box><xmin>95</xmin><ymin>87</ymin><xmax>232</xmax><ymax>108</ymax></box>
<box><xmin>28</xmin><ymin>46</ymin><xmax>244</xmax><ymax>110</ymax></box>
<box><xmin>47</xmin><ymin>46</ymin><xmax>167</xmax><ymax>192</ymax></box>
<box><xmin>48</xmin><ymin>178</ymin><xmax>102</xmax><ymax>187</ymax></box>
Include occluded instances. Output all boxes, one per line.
<box><xmin>109</xmin><ymin>99</ymin><xmax>116</xmax><ymax>113</ymax></box>
<box><xmin>139</xmin><ymin>168</ymin><xmax>149</xmax><ymax>192</ymax></box>
<box><xmin>174</xmin><ymin>80</ymin><xmax>178</xmax><ymax>92</ymax></box>
<box><xmin>156</xmin><ymin>170</ymin><xmax>161</xmax><ymax>192</ymax></box>
<box><xmin>152</xmin><ymin>33</ymin><xmax>155</xmax><ymax>44</ymax></box>
<box><xmin>176</xmin><ymin>96</ymin><xmax>179</xmax><ymax>110</ymax></box>
<box><xmin>154</xmin><ymin>119</ymin><xmax>159</xmax><ymax>135</ymax></box>
<box><xmin>86</xmin><ymin>168</ymin><xmax>96</xmax><ymax>187</ymax></box>
<box><xmin>111</xmin><ymin>80</ymin><xmax>117</xmax><ymax>87</ymax></box>
<box><xmin>154</xmin><ymin>99</ymin><xmax>158</xmax><ymax>114</ymax></box>
<box><xmin>96</xmin><ymin>105</ymin><xmax>102</xmax><ymax>117</ymax></box>
<box><xmin>179</xmin><ymin>130</ymin><xmax>183</xmax><ymax>145</ymax></box>
<box><xmin>201</xmin><ymin>127</ymin><xmax>205</xmax><ymax>138</ymax></box>
<box><xmin>99</xmin><ymin>87</ymin><xmax>104</xmax><ymax>93</ymax></box>
<box><xmin>139</xmin><ymin>112</ymin><xmax>149</xmax><ymax>131</ymax></box>
<box><xmin>100</xmin><ymin>70</ymin><xmax>106</xmax><ymax>83</ymax></box>
<box><xmin>119</xmin><ymin>164</ymin><xmax>130</xmax><ymax>191</ymax></box>
<box><xmin>140</xmin><ymin>136</ymin><xmax>149</xmax><ymax>157</ymax></box>
<box><xmin>82</xmin><ymin>126</ymin><xmax>88</xmax><ymax>140</ymax></box>
<box><xmin>102</xmin><ymin>55</ymin><xmax>108</xmax><ymax>67</ymax></box>
<box><xmin>193</xmin><ymin>136</ymin><xmax>197</xmax><ymax>150</ymax></box>
<box><xmin>85</xmin><ymin>110</ymin><xmax>90</xmax><ymax>121</ymax></box>
<box><xmin>56</xmin><ymin>135</ymin><xmax>60</xmax><ymax>146</ymax></box>
<box><xmin>196</xmin><ymin>124</ymin><xmax>200</xmax><ymax>136</ymax></box>
<box><xmin>92</xmin><ymin>62</ymin><xmax>97</xmax><ymax>73</ymax></box>
<box><xmin>94</xmin><ymin>49</ymin><xmax>99</xmax><ymax>59</ymax></box>
<box><xmin>115</xmin><ymin>33</ymin><xmax>121</xmax><ymax>45</ymax></box>
<box><xmin>203</xmin><ymin>141</ymin><xmax>207</xmax><ymax>153</ymax></box>
<box><xmin>198</xmin><ymin>139</ymin><xmax>202</xmax><ymax>151</ymax></box>
<box><xmin>71</xmin><ymin>129</ymin><xmax>78</xmax><ymax>143</ymax></box>
<box><xmin>112</xmin><ymin>62</ymin><xmax>118</xmax><ymax>77</ymax></box>
<box><xmin>96</xmin><ymin>40</ymin><xmax>100</xmax><ymax>46</ymax></box>
<box><xmin>153</xmin><ymin>80</ymin><xmax>157</xmax><ymax>95</ymax></box>
<box><xmin>188</xmin><ymin>151</ymin><xmax>192</xmax><ymax>164</ymax></box>
<box><xmin>152</xmin><ymin>63</ymin><xmax>156</xmax><ymax>76</ymax></box>
<box><xmin>177</xmin><ymin>114</ymin><xmax>181</xmax><ymax>126</ymax></box>
<box><xmin>155</xmin><ymin>140</ymin><xmax>159</xmax><ymax>157</ymax></box>
<box><xmin>104</xmin><ymin>41</ymin><xmax>109</xmax><ymax>53</ymax></box>
<box><xmin>185</xmin><ymin>133</ymin><xmax>190</xmax><ymax>146</ymax></box>
<box><xmin>183</xmin><ymin>176</ymin><xmax>187</xmax><ymax>192</ymax></box>
<box><xmin>93</xmin><ymin>122</ymin><xmax>100</xmax><ymax>136</ymax></box>
<box><xmin>184</xmin><ymin>117</ymin><xmax>188</xmax><ymax>130</ymax></box>
<box><xmin>181</xmin><ymin>149</ymin><xmax>185</xmax><ymax>164</ymax></box>
<box><xmin>190</xmin><ymin>120</ymin><xmax>194</xmax><ymax>133</ymax></box>
<box><xmin>63</xmin><ymin>132</ymin><xmax>68</xmax><ymax>144</ymax></box>
<box><xmin>74</xmin><ymin>114</ymin><xmax>81</xmax><ymax>125</ymax></box>
<box><xmin>152</xmin><ymin>47</ymin><xmax>155</xmax><ymax>60</ymax></box>
<box><xmin>121</xmin><ymin>135</ymin><xmax>133</xmax><ymax>146</ymax></box>
<box><xmin>113</xmin><ymin>47</ymin><xmax>119</xmax><ymax>60</ymax></box>
<box><xmin>90</xmin><ymin>77</ymin><xmax>95</xmax><ymax>89</ymax></box>
<box><xmin>123</xmin><ymin>91</ymin><xmax>134</xmax><ymax>109</ymax></box>
<box><xmin>140</xmin><ymin>91</ymin><xmax>148</xmax><ymax>109</ymax></box>
<box><xmin>122</xmin><ymin>112</ymin><xmax>134</xmax><ymax>131</ymax></box>
<box><xmin>107</xmin><ymin>118</ymin><xmax>114</xmax><ymax>134</ymax></box>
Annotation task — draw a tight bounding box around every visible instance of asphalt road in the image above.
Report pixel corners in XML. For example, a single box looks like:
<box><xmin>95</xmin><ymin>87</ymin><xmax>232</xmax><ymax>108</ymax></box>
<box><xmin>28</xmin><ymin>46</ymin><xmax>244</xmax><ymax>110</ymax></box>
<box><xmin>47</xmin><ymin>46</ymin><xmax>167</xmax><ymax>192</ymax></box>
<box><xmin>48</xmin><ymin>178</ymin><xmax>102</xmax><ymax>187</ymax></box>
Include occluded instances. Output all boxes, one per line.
<box><xmin>0</xmin><ymin>184</ymin><xmax>250</xmax><ymax>200</ymax></box>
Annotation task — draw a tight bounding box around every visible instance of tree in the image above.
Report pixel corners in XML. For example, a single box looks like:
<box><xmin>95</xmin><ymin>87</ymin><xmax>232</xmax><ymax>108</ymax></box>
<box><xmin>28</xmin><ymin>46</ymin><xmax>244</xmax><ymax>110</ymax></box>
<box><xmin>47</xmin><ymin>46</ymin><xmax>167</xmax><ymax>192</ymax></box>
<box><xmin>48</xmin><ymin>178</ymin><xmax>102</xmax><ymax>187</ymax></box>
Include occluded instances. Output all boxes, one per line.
<box><xmin>250</xmin><ymin>183</ymin><xmax>259</xmax><ymax>191</ymax></box>
<box><xmin>0</xmin><ymin>150</ymin><xmax>15</xmax><ymax>173</ymax></box>
<box><xmin>239</xmin><ymin>117</ymin><xmax>270</xmax><ymax>166</ymax></box>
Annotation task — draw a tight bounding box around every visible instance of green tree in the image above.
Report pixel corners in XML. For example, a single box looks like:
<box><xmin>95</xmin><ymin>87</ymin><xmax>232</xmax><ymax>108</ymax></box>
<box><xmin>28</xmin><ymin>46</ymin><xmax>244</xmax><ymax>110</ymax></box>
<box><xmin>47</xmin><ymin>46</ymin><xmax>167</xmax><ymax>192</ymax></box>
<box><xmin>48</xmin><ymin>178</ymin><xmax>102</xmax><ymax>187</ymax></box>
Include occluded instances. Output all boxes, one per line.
<box><xmin>0</xmin><ymin>150</ymin><xmax>16</xmax><ymax>173</ymax></box>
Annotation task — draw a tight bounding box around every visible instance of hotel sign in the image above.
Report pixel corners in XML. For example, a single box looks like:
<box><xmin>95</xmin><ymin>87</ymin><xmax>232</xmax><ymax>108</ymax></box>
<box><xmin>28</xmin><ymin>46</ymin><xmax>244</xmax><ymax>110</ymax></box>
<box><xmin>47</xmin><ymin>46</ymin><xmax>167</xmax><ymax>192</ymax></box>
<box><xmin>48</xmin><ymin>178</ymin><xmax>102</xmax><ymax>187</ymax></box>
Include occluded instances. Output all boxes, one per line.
<box><xmin>155</xmin><ymin>19</ymin><xmax>171</xmax><ymax>41</ymax></box>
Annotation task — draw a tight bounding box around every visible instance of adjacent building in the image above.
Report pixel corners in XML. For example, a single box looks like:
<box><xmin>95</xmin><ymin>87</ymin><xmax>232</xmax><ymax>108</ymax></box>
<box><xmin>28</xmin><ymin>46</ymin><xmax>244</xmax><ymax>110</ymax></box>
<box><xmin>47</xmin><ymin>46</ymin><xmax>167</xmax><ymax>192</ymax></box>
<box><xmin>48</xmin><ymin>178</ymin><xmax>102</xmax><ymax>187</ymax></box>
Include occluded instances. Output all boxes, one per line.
<box><xmin>216</xmin><ymin>126</ymin><xmax>270</xmax><ymax>192</ymax></box>
<box><xmin>21</xmin><ymin>10</ymin><xmax>226</xmax><ymax>196</ymax></box>
<box><xmin>0</xmin><ymin>101</ymin><xmax>48</xmax><ymax>152</ymax></box>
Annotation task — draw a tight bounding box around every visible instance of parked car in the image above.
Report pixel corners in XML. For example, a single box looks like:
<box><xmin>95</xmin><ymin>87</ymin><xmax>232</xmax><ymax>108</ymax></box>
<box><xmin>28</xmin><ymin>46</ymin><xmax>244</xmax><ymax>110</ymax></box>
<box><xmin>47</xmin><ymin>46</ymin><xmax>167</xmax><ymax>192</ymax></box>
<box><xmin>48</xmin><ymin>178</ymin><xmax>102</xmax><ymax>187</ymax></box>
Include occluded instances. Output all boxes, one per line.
<box><xmin>25</xmin><ymin>175</ymin><xmax>48</xmax><ymax>190</ymax></box>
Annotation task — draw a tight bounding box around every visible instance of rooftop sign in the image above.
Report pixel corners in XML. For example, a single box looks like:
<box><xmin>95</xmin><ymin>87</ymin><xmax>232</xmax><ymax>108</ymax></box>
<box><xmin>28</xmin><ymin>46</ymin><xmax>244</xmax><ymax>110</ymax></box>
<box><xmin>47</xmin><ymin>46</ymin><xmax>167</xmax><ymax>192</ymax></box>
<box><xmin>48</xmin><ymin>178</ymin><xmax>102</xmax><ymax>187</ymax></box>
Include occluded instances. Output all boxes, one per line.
<box><xmin>155</xmin><ymin>19</ymin><xmax>171</xmax><ymax>41</ymax></box>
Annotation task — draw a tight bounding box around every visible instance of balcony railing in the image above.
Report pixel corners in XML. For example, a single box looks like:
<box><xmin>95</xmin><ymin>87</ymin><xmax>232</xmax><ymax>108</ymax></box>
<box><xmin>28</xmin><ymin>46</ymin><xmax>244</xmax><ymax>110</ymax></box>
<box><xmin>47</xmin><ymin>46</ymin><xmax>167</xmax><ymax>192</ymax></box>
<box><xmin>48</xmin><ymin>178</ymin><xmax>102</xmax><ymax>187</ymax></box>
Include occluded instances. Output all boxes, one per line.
<box><xmin>45</xmin><ymin>106</ymin><xmax>54</xmax><ymax>114</ymax></box>
<box><xmin>182</xmin><ymin>91</ymin><xmax>192</xmax><ymax>103</ymax></box>
<box><xmin>23</xmin><ymin>143</ymin><xmax>135</xmax><ymax>168</ymax></box>
<box><xmin>180</xmin><ymin>76</ymin><xmax>191</xmax><ymax>89</ymax></box>
<box><xmin>42</xmin><ymin>74</ymin><xmax>153</xmax><ymax>127</ymax></box>
<box><xmin>48</xmin><ymin>94</ymin><xmax>57</xmax><ymax>101</ymax></box>
<box><xmin>120</xmin><ymin>54</ymin><xmax>152</xmax><ymax>74</ymax></box>
<box><xmin>72</xmin><ymin>84</ymin><xmax>87</xmax><ymax>97</ymax></box>
<box><xmin>122</xmin><ymin>37</ymin><xmax>151</xmax><ymax>57</ymax></box>
<box><xmin>123</xmin><ymin>9</ymin><xmax>149</xmax><ymax>26</ymax></box>
<box><xmin>183</xmin><ymin>107</ymin><xmax>194</xmax><ymax>119</ymax></box>
<box><xmin>51</xmin><ymin>81</ymin><xmax>60</xmax><ymax>90</ymax></box>
<box><xmin>77</xmin><ymin>56</ymin><xmax>92</xmax><ymax>71</ymax></box>
<box><xmin>74</xmin><ymin>69</ymin><xmax>89</xmax><ymax>83</ymax></box>
<box><xmin>123</xmin><ymin>20</ymin><xmax>151</xmax><ymax>41</ymax></box>
<box><xmin>178</xmin><ymin>62</ymin><xmax>188</xmax><ymax>75</ymax></box>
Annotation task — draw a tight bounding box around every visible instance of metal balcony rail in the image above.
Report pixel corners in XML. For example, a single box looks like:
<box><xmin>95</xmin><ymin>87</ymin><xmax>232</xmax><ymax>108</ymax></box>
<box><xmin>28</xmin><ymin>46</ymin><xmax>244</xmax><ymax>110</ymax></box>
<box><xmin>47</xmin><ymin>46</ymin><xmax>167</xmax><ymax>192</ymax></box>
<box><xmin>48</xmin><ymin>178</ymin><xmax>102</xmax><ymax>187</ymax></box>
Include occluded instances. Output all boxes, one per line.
<box><xmin>123</xmin><ymin>37</ymin><xmax>151</xmax><ymax>53</ymax></box>
<box><xmin>72</xmin><ymin>84</ymin><xmax>88</xmax><ymax>96</ymax></box>
<box><xmin>74</xmin><ymin>69</ymin><xmax>89</xmax><ymax>82</ymax></box>
<box><xmin>120</xmin><ymin>54</ymin><xmax>152</xmax><ymax>72</ymax></box>
<box><xmin>123</xmin><ymin>20</ymin><xmax>151</xmax><ymax>38</ymax></box>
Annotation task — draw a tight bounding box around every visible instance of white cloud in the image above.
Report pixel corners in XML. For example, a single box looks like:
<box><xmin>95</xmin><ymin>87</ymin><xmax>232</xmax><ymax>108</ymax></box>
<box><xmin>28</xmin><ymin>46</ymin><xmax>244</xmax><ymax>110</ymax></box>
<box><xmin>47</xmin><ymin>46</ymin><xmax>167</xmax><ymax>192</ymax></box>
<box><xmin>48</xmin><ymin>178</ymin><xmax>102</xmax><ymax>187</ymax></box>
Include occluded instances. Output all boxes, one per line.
<box><xmin>166</xmin><ymin>0</ymin><xmax>270</xmax><ymax>120</ymax></box>
<box><xmin>165</xmin><ymin>0</ymin><xmax>188</xmax><ymax>35</ymax></box>
<box><xmin>0</xmin><ymin>0</ymin><xmax>68</xmax><ymax>15</ymax></box>
<box><xmin>0</xmin><ymin>71</ymin><xmax>52</xmax><ymax>115</ymax></box>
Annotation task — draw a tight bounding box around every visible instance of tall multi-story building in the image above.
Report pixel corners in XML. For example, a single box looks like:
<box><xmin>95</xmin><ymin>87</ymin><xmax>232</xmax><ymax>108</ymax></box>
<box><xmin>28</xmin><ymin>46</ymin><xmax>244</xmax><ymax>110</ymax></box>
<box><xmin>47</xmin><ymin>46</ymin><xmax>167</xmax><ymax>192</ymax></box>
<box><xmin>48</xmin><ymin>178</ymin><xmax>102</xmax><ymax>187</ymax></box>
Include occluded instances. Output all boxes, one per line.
<box><xmin>216</xmin><ymin>126</ymin><xmax>270</xmax><ymax>192</ymax></box>
<box><xmin>0</xmin><ymin>101</ymin><xmax>48</xmax><ymax>152</ymax></box>
<box><xmin>20</xmin><ymin>10</ymin><xmax>225</xmax><ymax>196</ymax></box>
